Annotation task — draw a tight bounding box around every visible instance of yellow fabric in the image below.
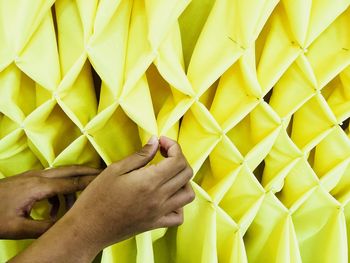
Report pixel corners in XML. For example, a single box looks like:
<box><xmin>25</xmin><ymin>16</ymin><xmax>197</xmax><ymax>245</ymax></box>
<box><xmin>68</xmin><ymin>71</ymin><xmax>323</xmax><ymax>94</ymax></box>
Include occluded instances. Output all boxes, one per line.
<box><xmin>1</xmin><ymin>0</ymin><xmax>350</xmax><ymax>262</ymax></box>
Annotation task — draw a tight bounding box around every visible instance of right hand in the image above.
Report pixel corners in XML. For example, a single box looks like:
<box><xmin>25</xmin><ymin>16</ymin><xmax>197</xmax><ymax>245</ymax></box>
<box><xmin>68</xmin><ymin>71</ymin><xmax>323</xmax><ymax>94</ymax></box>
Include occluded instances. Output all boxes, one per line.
<box><xmin>67</xmin><ymin>135</ymin><xmax>195</xmax><ymax>253</ymax></box>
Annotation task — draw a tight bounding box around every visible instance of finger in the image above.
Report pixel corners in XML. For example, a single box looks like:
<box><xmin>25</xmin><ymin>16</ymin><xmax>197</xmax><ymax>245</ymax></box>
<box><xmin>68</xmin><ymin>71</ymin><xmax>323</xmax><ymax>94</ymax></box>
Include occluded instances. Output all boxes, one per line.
<box><xmin>142</xmin><ymin>158</ymin><xmax>188</xmax><ymax>186</ymax></box>
<box><xmin>33</xmin><ymin>175</ymin><xmax>96</xmax><ymax>201</ymax></box>
<box><xmin>149</xmin><ymin>156</ymin><xmax>188</xmax><ymax>185</ymax></box>
<box><xmin>163</xmin><ymin>183</ymin><xmax>195</xmax><ymax>214</ymax></box>
<box><xmin>148</xmin><ymin>137</ymin><xmax>188</xmax><ymax>182</ymax></box>
<box><xmin>41</xmin><ymin>166</ymin><xmax>101</xmax><ymax>178</ymax></box>
<box><xmin>159</xmin><ymin>136</ymin><xmax>182</xmax><ymax>158</ymax></box>
<box><xmin>155</xmin><ymin>209</ymin><xmax>184</xmax><ymax>228</ymax></box>
<box><xmin>64</xmin><ymin>193</ymin><xmax>77</xmax><ymax>210</ymax></box>
<box><xmin>161</xmin><ymin>167</ymin><xmax>193</xmax><ymax>196</ymax></box>
<box><xmin>172</xmin><ymin>207</ymin><xmax>183</xmax><ymax>218</ymax></box>
<box><xmin>14</xmin><ymin>219</ymin><xmax>54</xmax><ymax>239</ymax></box>
<box><xmin>109</xmin><ymin>135</ymin><xmax>159</xmax><ymax>175</ymax></box>
<box><xmin>48</xmin><ymin>195</ymin><xmax>60</xmax><ymax>220</ymax></box>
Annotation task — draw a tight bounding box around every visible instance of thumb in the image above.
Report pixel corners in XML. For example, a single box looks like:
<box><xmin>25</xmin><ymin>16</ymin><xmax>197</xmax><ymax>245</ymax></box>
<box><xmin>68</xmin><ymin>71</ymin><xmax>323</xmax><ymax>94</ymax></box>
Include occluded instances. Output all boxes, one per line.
<box><xmin>110</xmin><ymin>135</ymin><xmax>159</xmax><ymax>175</ymax></box>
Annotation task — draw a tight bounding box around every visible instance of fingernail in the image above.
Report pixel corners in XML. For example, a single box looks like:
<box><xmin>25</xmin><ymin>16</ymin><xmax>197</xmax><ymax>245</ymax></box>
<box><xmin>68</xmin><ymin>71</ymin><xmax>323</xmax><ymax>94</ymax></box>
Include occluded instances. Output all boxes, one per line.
<box><xmin>147</xmin><ymin>135</ymin><xmax>158</xmax><ymax>145</ymax></box>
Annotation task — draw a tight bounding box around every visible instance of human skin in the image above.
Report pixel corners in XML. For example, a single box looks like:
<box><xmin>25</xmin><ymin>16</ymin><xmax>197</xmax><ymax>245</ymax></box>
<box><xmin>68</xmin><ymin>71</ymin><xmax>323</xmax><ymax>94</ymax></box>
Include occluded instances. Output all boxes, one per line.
<box><xmin>9</xmin><ymin>136</ymin><xmax>195</xmax><ymax>263</ymax></box>
<box><xmin>0</xmin><ymin>166</ymin><xmax>100</xmax><ymax>239</ymax></box>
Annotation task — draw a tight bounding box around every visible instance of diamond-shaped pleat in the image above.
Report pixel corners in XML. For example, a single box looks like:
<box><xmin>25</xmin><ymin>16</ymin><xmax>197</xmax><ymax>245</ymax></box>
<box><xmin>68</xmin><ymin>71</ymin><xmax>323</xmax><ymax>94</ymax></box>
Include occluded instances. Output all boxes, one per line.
<box><xmin>1</xmin><ymin>0</ymin><xmax>350</xmax><ymax>262</ymax></box>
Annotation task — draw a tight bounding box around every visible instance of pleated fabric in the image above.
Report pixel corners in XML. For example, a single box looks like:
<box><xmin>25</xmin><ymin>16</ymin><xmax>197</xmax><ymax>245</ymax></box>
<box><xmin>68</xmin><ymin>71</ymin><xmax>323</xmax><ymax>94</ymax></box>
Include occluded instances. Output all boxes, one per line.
<box><xmin>1</xmin><ymin>0</ymin><xmax>350</xmax><ymax>262</ymax></box>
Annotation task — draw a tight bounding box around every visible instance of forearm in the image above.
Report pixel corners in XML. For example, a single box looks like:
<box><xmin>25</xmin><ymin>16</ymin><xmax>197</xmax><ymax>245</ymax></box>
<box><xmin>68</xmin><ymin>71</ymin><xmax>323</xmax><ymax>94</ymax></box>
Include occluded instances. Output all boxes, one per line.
<box><xmin>6</xmin><ymin>136</ymin><xmax>194</xmax><ymax>262</ymax></box>
<box><xmin>9</xmin><ymin>211</ymin><xmax>101</xmax><ymax>263</ymax></box>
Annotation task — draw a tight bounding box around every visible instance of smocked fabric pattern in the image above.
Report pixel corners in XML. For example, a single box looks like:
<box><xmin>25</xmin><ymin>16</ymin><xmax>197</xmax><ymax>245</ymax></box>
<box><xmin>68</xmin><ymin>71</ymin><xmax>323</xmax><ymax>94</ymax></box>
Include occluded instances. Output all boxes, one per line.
<box><xmin>1</xmin><ymin>0</ymin><xmax>350</xmax><ymax>262</ymax></box>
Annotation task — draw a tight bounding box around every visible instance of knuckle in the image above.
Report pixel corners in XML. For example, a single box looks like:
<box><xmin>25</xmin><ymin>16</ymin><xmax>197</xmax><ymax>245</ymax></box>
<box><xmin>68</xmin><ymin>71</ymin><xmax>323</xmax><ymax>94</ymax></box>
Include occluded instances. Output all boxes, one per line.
<box><xmin>174</xmin><ymin>214</ymin><xmax>184</xmax><ymax>226</ymax></box>
<box><xmin>179</xmin><ymin>158</ymin><xmax>187</xmax><ymax>168</ymax></box>
<box><xmin>185</xmin><ymin>168</ymin><xmax>193</xmax><ymax>181</ymax></box>
<box><xmin>176</xmin><ymin>144</ymin><xmax>185</xmax><ymax>156</ymax></box>
<box><xmin>135</xmin><ymin>148</ymin><xmax>151</xmax><ymax>158</ymax></box>
<box><xmin>174</xmin><ymin>157</ymin><xmax>186</xmax><ymax>170</ymax></box>
<box><xmin>189</xmin><ymin>166</ymin><xmax>194</xmax><ymax>177</ymax></box>
<box><xmin>186</xmin><ymin>190</ymin><xmax>195</xmax><ymax>203</ymax></box>
<box><xmin>147</xmin><ymin>198</ymin><xmax>159</xmax><ymax>211</ymax></box>
<box><xmin>138</xmin><ymin>179</ymin><xmax>153</xmax><ymax>193</ymax></box>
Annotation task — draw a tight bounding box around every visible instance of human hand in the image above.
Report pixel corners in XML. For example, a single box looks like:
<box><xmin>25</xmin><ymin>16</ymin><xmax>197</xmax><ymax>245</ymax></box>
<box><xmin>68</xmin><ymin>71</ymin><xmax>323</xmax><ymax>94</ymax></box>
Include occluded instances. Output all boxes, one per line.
<box><xmin>0</xmin><ymin>166</ymin><xmax>100</xmax><ymax>239</ymax></box>
<box><xmin>66</xmin><ymin>136</ymin><xmax>195</xmax><ymax>255</ymax></box>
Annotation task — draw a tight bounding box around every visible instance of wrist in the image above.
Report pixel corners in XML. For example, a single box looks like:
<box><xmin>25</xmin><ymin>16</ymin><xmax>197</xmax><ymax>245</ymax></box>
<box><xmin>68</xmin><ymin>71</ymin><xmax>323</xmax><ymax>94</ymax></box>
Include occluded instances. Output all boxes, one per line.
<box><xmin>10</xmin><ymin>210</ymin><xmax>102</xmax><ymax>263</ymax></box>
<box><xmin>60</xmin><ymin>209</ymin><xmax>104</xmax><ymax>260</ymax></box>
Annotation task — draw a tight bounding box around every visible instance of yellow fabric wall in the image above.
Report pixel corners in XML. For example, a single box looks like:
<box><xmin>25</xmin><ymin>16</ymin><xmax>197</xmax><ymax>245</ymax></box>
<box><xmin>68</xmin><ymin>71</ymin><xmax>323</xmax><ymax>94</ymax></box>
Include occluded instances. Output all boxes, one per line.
<box><xmin>1</xmin><ymin>0</ymin><xmax>350</xmax><ymax>262</ymax></box>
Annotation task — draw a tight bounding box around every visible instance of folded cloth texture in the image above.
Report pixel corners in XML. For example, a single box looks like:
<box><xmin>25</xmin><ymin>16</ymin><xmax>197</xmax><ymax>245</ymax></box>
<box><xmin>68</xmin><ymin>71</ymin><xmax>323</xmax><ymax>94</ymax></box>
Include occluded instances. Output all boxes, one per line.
<box><xmin>1</xmin><ymin>0</ymin><xmax>350</xmax><ymax>262</ymax></box>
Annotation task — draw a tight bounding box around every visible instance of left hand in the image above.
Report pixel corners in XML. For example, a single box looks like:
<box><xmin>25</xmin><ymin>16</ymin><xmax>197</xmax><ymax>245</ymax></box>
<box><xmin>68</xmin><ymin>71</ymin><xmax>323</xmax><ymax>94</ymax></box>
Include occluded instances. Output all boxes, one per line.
<box><xmin>0</xmin><ymin>166</ymin><xmax>100</xmax><ymax>239</ymax></box>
